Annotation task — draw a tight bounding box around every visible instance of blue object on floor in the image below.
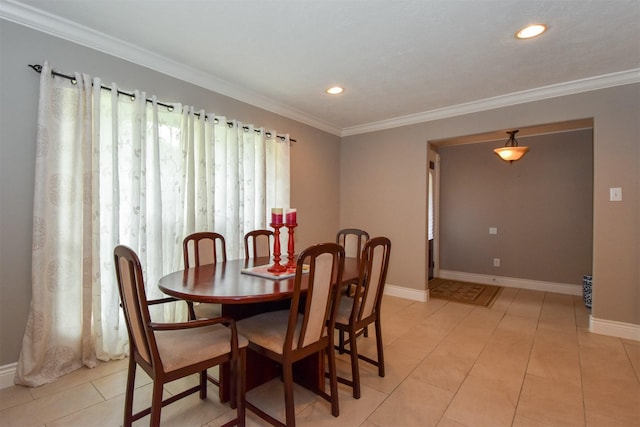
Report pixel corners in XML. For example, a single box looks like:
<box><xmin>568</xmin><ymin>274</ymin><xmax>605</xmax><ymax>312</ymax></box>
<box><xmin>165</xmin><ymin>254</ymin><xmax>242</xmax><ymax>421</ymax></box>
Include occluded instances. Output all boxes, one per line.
<box><xmin>583</xmin><ymin>275</ymin><xmax>592</xmax><ymax>308</ymax></box>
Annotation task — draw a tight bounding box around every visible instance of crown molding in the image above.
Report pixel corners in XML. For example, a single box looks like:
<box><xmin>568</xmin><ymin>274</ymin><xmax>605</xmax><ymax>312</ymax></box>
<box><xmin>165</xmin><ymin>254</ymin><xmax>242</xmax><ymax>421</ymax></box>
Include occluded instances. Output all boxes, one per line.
<box><xmin>341</xmin><ymin>68</ymin><xmax>640</xmax><ymax>136</ymax></box>
<box><xmin>3</xmin><ymin>1</ymin><xmax>638</xmax><ymax>139</ymax></box>
<box><xmin>0</xmin><ymin>0</ymin><xmax>342</xmax><ymax>136</ymax></box>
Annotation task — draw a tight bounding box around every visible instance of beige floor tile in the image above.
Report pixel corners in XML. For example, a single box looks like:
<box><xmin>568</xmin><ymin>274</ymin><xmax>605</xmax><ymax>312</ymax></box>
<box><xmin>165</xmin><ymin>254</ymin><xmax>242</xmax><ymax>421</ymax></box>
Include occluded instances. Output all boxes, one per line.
<box><xmin>537</xmin><ymin>293</ymin><xmax>577</xmax><ymax>332</ymax></box>
<box><xmin>436</xmin><ymin>417</ymin><xmax>468</xmax><ymax>427</ymax></box>
<box><xmin>339</xmin><ymin>348</ymin><xmax>411</xmax><ymax>396</ymax></box>
<box><xmin>488</xmin><ymin>286</ymin><xmax>519</xmax><ymax>314</ymax></box>
<box><xmin>397</xmin><ymin>296</ymin><xmax>447</xmax><ymax>321</ymax></box>
<box><xmin>512</xmin><ymin>374</ymin><xmax>585</xmax><ymax>427</ymax></box>
<box><xmin>244</xmin><ymin>378</ymin><xmax>318</xmax><ymax>425</ymax></box>
<box><xmin>296</xmin><ymin>383</ymin><xmax>386</xmax><ymax>427</ymax></box>
<box><xmin>0</xmin><ymin>382</ymin><xmax>104</xmax><ymax>427</ymax></box>
<box><xmin>526</xmin><ymin>327</ymin><xmax>582</xmax><ymax>385</ymax></box>
<box><xmin>417</xmin><ymin>301</ymin><xmax>475</xmax><ymax>338</ymax></box>
<box><xmin>28</xmin><ymin>358</ymin><xmax>128</xmax><ymax>400</ymax></box>
<box><xmin>380</xmin><ymin>295</ymin><xmax>414</xmax><ymax>315</ymax></box>
<box><xmin>367</xmin><ymin>376</ymin><xmax>453</xmax><ymax>427</ymax></box>
<box><xmin>2</xmin><ymin>291</ymin><xmax>635</xmax><ymax>427</ymax></box>
<box><xmin>582</xmin><ymin>375</ymin><xmax>640</xmax><ymax>426</ymax></box>
<box><xmin>573</xmin><ymin>296</ymin><xmax>591</xmax><ymax>329</ymax></box>
<box><xmin>91</xmin><ymin>364</ymin><xmax>152</xmax><ymax>400</ymax></box>
<box><xmin>578</xmin><ymin>330</ymin><xmax>638</xmax><ymax>383</ymax></box>
<box><xmin>468</xmin><ymin>315</ymin><xmax>536</xmax><ymax>396</ymax></box>
<box><xmin>444</xmin><ymin>374</ymin><xmax>517</xmax><ymax>427</ymax></box>
<box><xmin>48</xmin><ymin>393</ymin><xmax>127</xmax><ymax>427</ymax></box>
<box><xmin>133</xmin><ymin>390</ymin><xmax>233</xmax><ymax>427</ymax></box>
<box><xmin>410</xmin><ymin>337</ymin><xmax>485</xmax><ymax>393</ymax></box>
<box><xmin>622</xmin><ymin>339</ymin><xmax>640</xmax><ymax>381</ymax></box>
<box><xmin>505</xmin><ymin>289</ymin><xmax>545</xmax><ymax>319</ymax></box>
<box><xmin>0</xmin><ymin>384</ymin><xmax>33</xmax><ymax>411</ymax></box>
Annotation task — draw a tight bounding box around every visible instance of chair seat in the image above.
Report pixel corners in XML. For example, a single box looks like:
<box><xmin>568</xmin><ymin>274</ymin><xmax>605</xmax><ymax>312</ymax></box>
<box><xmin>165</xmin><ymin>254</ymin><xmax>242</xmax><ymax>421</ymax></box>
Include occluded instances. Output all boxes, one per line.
<box><xmin>335</xmin><ymin>296</ymin><xmax>359</xmax><ymax>325</ymax></box>
<box><xmin>156</xmin><ymin>324</ymin><xmax>248</xmax><ymax>372</ymax></box>
<box><xmin>193</xmin><ymin>302</ymin><xmax>222</xmax><ymax>319</ymax></box>
<box><xmin>237</xmin><ymin>310</ymin><xmax>305</xmax><ymax>355</ymax></box>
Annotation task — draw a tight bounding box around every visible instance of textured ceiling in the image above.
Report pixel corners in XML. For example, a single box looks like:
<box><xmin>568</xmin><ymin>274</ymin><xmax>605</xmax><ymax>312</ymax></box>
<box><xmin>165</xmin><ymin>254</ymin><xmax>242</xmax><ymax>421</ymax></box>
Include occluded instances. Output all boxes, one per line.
<box><xmin>3</xmin><ymin>0</ymin><xmax>640</xmax><ymax>135</ymax></box>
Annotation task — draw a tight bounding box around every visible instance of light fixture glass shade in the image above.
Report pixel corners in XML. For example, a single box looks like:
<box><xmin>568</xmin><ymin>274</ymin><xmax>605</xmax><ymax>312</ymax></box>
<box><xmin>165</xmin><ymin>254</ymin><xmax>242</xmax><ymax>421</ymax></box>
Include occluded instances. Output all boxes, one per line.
<box><xmin>494</xmin><ymin>146</ymin><xmax>529</xmax><ymax>162</ymax></box>
<box><xmin>494</xmin><ymin>130</ymin><xmax>529</xmax><ymax>163</ymax></box>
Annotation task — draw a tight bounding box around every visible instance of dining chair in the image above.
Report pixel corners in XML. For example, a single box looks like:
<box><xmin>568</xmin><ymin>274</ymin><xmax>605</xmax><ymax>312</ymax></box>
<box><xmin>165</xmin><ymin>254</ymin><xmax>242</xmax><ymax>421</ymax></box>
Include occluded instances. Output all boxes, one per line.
<box><xmin>236</xmin><ymin>242</ymin><xmax>345</xmax><ymax>427</ymax></box>
<box><xmin>336</xmin><ymin>228</ymin><xmax>370</xmax><ymax>294</ymax></box>
<box><xmin>183</xmin><ymin>232</ymin><xmax>227</xmax><ymax>320</ymax></box>
<box><xmin>336</xmin><ymin>228</ymin><xmax>369</xmax><ymax>263</ymax></box>
<box><xmin>333</xmin><ymin>236</ymin><xmax>391</xmax><ymax>399</ymax></box>
<box><xmin>113</xmin><ymin>245</ymin><xmax>247</xmax><ymax>427</ymax></box>
<box><xmin>244</xmin><ymin>229</ymin><xmax>274</xmax><ymax>260</ymax></box>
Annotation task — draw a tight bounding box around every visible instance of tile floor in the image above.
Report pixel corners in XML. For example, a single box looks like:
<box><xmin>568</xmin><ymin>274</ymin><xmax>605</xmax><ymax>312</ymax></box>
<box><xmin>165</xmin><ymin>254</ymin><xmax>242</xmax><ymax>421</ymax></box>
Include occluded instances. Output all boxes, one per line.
<box><xmin>1</xmin><ymin>288</ymin><xmax>639</xmax><ymax>426</ymax></box>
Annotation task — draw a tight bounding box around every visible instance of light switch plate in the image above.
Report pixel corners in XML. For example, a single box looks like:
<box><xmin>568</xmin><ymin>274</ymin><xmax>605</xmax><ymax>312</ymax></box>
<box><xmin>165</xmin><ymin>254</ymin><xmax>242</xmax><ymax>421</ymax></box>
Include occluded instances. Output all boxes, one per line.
<box><xmin>610</xmin><ymin>187</ymin><xmax>622</xmax><ymax>202</ymax></box>
<box><xmin>489</xmin><ymin>227</ymin><xmax>497</xmax><ymax>235</ymax></box>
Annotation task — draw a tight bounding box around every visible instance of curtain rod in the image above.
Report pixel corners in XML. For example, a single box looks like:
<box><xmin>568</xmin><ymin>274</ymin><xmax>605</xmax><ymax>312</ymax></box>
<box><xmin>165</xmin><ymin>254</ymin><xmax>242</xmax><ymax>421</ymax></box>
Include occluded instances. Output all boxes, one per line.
<box><xmin>28</xmin><ymin>64</ymin><xmax>295</xmax><ymax>143</ymax></box>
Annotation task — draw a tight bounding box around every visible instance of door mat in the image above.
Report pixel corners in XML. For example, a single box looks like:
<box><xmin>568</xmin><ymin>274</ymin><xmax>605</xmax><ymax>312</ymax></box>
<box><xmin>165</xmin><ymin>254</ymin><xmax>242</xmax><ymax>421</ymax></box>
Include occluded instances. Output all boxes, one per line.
<box><xmin>429</xmin><ymin>278</ymin><xmax>502</xmax><ymax>307</ymax></box>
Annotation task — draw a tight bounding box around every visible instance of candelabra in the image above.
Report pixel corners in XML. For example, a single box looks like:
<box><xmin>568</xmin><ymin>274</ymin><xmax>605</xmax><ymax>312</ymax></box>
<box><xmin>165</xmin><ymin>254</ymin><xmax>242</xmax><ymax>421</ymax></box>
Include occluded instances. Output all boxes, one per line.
<box><xmin>267</xmin><ymin>223</ymin><xmax>287</xmax><ymax>273</ymax></box>
<box><xmin>285</xmin><ymin>223</ymin><xmax>297</xmax><ymax>271</ymax></box>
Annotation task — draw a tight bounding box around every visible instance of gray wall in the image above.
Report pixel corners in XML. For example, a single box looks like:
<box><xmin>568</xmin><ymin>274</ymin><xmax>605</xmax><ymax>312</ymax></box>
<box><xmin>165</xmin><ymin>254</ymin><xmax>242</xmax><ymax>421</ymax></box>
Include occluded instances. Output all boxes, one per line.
<box><xmin>0</xmin><ymin>20</ymin><xmax>341</xmax><ymax>366</ymax></box>
<box><xmin>438</xmin><ymin>130</ymin><xmax>593</xmax><ymax>283</ymax></box>
<box><xmin>341</xmin><ymin>85</ymin><xmax>639</xmax><ymax>328</ymax></box>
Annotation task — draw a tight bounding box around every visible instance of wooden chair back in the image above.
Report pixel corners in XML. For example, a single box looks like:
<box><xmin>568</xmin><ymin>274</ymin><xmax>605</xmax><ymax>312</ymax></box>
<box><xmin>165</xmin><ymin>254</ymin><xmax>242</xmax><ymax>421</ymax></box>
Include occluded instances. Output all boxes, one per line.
<box><xmin>287</xmin><ymin>242</ymin><xmax>345</xmax><ymax>352</ymax></box>
<box><xmin>336</xmin><ymin>228</ymin><xmax>369</xmax><ymax>264</ymax></box>
<box><xmin>353</xmin><ymin>237</ymin><xmax>391</xmax><ymax>323</ymax></box>
<box><xmin>113</xmin><ymin>245</ymin><xmax>157</xmax><ymax>366</ymax></box>
<box><xmin>244</xmin><ymin>229</ymin><xmax>273</xmax><ymax>260</ymax></box>
<box><xmin>183</xmin><ymin>232</ymin><xmax>227</xmax><ymax>267</ymax></box>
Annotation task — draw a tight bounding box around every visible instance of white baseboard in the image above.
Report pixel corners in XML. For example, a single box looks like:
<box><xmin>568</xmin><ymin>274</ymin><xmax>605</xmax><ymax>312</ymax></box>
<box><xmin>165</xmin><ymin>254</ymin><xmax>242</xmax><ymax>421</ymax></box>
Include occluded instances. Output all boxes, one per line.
<box><xmin>590</xmin><ymin>316</ymin><xmax>640</xmax><ymax>341</ymax></box>
<box><xmin>384</xmin><ymin>283</ymin><xmax>429</xmax><ymax>302</ymax></box>
<box><xmin>0</xmin><ymin>363</ymin><xmax>17</xmax><ymax>390</ymax></box>
<box><xmin>438</xmin><ymin>270</ymin><xmax>582</xmax><ymax>296</ymax></box>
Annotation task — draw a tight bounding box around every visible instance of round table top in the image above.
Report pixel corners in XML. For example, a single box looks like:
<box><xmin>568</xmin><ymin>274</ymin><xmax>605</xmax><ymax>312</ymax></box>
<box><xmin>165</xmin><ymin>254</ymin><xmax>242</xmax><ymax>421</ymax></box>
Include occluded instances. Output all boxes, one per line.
<box><xmin>158</xmin><ymin>256</ymin><xmax>359</xmax><ymax>304</ymax></box>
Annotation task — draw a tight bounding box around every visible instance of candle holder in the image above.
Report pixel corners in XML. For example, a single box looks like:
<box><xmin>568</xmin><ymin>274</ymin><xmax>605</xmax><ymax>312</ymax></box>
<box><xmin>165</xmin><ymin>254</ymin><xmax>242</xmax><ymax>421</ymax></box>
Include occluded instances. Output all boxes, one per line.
<box><xmin>267</xmin><ymin>223</ymin><xmax>287</xmax><ymax>273</ymax></box>
<box><xmin>285</xmin><ymin>223</ymin><xmax>297</xmax><ymax>271</ymax></box>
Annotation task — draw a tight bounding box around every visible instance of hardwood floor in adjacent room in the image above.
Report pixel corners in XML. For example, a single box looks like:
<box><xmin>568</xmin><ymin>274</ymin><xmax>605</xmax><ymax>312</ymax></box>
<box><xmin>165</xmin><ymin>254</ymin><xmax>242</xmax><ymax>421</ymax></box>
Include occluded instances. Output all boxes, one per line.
<box><xmin>1</xmin><ymin>289</ymin><xmax>639</xmax><ymax>426</ymax></box>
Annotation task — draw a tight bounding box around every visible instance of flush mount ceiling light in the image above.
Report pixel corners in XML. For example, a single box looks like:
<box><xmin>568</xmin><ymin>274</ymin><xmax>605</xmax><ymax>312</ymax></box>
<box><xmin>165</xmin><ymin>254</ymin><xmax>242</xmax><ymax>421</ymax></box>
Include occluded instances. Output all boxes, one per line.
<box><xmin>325</xmin><ymin>86</ymin><xmax>344</xmax><ymax>95</ymax></box>
<box><xmin>515</xmin><ymin>23</ymin><xmax>547</xmax><ymax>39</ymax></box>
<box><xmin>494</xmin><ymin>130</ymin><xmax>529</xmax><ymax>163</ymax></box>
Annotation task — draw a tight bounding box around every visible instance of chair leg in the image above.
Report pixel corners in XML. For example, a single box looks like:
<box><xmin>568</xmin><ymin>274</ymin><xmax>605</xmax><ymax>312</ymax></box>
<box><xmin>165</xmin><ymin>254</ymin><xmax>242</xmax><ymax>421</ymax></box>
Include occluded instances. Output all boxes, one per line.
<box><xmin>338</xmin><ymin>329</ymin><xmax>345</xmax><ymax>354</ymax></box>
<box><xmin>282</xmin><ymin>363</ymin><xmax>296</xmax><ymax>427</ymax></box>
<box><xmin>150</xmin><ymin>380</ymin><xmax>164</xmax><ymax>426</ymax></box>
<box><xmin>348</xmin><ymin>328</ymin><xmax>361</xmax><ymax>399</ymax></box>
<box><xmin>326</xmin><ymin>346</ymin><xmax>340</xmax><ymax>416</ymax></box>
<box><xmin>375</xmin><ymin>319</ymin><xmax>385</xmax><ymax>377</ymax></box>
<box><xmin>236</xmin><ymin>349</ymin><xmax>247</xmax><ymax>427</ymax></box>
<box><xmin>187</xmin><ymin>301</ymin><xmax>197</xmax><ymax>320</ymax></box>
<box><xmin>123</xmin><ymin>358</ymin><xmax>136</xmax><ymax>427</ymax></box>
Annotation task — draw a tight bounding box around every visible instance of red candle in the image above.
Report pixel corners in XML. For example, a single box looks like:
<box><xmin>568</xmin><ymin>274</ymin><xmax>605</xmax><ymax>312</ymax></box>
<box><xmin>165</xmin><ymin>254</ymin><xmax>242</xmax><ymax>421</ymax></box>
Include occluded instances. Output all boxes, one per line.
<box><xmin>271</xmin><ymin>208</ymin><xmax>283</xmax><ymax>224</ymax></box>
<box><xmin>285</xmin><ymin>208</ymin><xmax>297</xmax><ymax>225</ymax></box>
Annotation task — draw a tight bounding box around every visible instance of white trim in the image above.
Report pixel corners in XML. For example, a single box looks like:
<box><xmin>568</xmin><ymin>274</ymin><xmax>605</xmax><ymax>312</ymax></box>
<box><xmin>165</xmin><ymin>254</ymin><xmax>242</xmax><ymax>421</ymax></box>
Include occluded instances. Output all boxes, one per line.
<box><xmin>0</xmin><ymin>363</ymin><xmax>17</xmax><ymax>390</ymax></box>
<box><xmin>384</xmin><ymin>284</ymin><xmax>429</xmax><ymax>302</ymax></box>
<box><xmin>0</xmin><ymin>0</ymin><xmax>341</xmax><ymax>136</ymax></box>
<box><xmin>1</xmin><ymin>1</ymin><xmax>638</xmax><ymax>138</ymax></box>
<box><xmin>590</xmin><ymin>316</ymin><xmax>640</xmax><ymax>341</ymax></box>
<box><xmin>438</xmin><ymin>270</ymin><xmax>582</xmax><ymax>296</ymax></box>
<box><xmin>341</xmin><ymin>69</ymin><xmax>640</xmax><ymax>136</ymax></box>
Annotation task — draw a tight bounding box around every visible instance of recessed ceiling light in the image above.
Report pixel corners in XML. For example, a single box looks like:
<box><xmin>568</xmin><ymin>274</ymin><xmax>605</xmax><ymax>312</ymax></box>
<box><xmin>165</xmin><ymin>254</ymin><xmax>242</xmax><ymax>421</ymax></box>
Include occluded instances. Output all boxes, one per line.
<box><xmin>325</xmin><ymin>86</ymin><xmax>344</xmax><ymax>95</ymax></box>
<box><xmin>515</xmin><ymin>24</ymin><xmax>547</xmax><ymax>39</ymax></box>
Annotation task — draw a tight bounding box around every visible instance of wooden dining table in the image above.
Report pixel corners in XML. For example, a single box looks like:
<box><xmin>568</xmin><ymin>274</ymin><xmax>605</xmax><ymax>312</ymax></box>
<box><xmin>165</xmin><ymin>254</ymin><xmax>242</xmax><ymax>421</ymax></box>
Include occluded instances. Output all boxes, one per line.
<box><xmin>158</xmin><ymin>255</ymin><xmax>359</xmax><ymax>401</ymax></box>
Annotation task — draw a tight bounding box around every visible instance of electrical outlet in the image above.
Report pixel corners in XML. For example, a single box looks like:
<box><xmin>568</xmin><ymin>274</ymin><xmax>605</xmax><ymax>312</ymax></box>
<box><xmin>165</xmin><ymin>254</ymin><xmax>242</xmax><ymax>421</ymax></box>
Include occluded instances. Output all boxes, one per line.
<box><xmin>493</xmin><ymin>258</ymin><xmax>500</xmax><ymax>267</ymax></box>
<box><xmin>610</xmin><ymin>187</ymin><xmax>622</xmax><ymax>201</ymax></box>
<box><xmin>489</xmin><ymin>227</ymin><xmax>498</xmax><ymax>235</ymax></box>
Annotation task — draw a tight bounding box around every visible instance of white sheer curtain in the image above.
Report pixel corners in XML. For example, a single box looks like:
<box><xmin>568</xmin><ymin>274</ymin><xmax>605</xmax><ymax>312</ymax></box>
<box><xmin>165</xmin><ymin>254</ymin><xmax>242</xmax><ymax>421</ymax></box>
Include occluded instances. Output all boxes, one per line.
<box><xmin>15</xmin><ymin>62</ymin><xmax>290</xmax><ymax>387</ymax></box>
